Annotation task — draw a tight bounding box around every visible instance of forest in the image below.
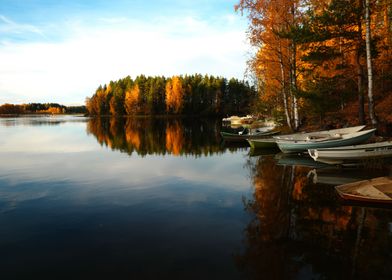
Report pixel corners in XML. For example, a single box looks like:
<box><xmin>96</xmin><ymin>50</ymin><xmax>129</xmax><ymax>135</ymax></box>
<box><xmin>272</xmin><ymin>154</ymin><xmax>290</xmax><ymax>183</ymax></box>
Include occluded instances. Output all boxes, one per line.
<box><xmin>0</xmin><ymin>103</ymin><xmax>86</xmax><ymax>115</ymax></box>
<box><xmin>236</xmin><ymin>0</ymin><xmax>392</xmax><ymax>130</ymax></box>
<box><xmin>85</xmin><ymin>74</ymin><xmax>257</xmax><ymax>117</ymax></box>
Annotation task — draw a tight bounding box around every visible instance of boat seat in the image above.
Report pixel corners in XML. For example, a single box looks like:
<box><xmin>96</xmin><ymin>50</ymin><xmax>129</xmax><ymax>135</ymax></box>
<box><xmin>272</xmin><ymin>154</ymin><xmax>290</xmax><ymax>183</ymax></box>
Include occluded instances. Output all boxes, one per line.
<box><xmin>305</xmin><ymin>135</ymin><xmax>342</xmax><ymax>142</ymax></box>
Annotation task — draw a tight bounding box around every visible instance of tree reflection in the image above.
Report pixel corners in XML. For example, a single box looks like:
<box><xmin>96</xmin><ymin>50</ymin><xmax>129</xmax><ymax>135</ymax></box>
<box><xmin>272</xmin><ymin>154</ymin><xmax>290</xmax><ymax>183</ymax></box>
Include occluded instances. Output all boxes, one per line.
<box><xmin>86</xmin><ymin>117</ymin><xmax>241</xmax><ymax>157</ymax></box>
<box><xmin>238</xmin><ymin>155</ymin><xmax>392</xmax><ymax>279</ymax></box>
<box><xmin>125</xmin><ymin>118</ymin><xmax>141</xmax><ymax>150</ymax></box>
<box><xmin>165</xmin><ymin>120</ymin><xmax>183</xmax><ymax>155</ymax></box>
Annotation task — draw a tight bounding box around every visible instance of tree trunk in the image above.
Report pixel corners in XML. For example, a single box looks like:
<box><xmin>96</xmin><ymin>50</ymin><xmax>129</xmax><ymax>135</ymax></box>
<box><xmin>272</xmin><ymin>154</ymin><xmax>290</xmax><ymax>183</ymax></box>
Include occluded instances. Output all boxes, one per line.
<box><xmin>357</xmin><ymin>52</ymin><xmax>365</xmax><ymax>125</ymax></box>
<box><xmin>356</xmin><ymin>12</ymin><xmax>365</xmax><ymax>125</ymax></box>
<box><xmin>290</xmin><ymin>42</ymin><xmax>299</xmax><ymax>131</ymax></box>
<box><xmin>365</xmin><ymin>0</ymin><xmax>377</xmax><ymax>126</ymax></box>
<box><xmin>278</xmin><ymin>47</ymin><xmax>292</xmax><ymax>130</ymax></box>
<box><xmin>290</xmin><ymin>3</ymin><xmax>299</xmax><ymax>131</ymax></box>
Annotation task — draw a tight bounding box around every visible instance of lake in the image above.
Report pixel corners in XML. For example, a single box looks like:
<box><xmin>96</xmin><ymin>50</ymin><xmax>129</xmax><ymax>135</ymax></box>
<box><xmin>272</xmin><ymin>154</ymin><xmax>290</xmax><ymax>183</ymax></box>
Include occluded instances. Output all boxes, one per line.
<box><xmin>0</xmin><ymin>115</ymin><xmax>392</xmax><ymax>279</ymax></box>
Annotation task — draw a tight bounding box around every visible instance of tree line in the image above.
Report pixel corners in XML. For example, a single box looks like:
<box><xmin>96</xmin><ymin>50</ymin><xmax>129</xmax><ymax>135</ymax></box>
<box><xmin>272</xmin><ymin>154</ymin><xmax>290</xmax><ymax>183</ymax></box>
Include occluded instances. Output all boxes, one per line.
<box><xmin>85</xmin><ymin>74</ymin><xmax>257</xmax><ymax>116</ymax></box>
<box><xmin>0</xmin><ymin>103</ymin><xmax>86</xmax><ymax>114</ymax></box>
<box><xmin>236</xmin><ymin>0</ymin><xmax>392</xmax><ymax>130</ymax></box>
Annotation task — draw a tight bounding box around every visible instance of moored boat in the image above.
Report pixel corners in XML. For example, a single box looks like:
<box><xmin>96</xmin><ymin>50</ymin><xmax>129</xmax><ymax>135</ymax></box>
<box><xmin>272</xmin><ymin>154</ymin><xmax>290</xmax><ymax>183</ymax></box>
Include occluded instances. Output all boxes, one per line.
<box><xmin>308</xmin><ymin>141</ymin><xmax>392</xmax><ymax>164</ymax></box>
<box><xmin>273</xmin><ymin>125</ymin><xmax>365</xmax><ymax>141</ymax></box>
<box><xmin>220</xmin><ymin>128</ymin><xmax>279</xmax><ymax>142</ymax></box>
<box><xmin>247</xmin><ymin>138</ymin><xmax>278</xmax><ymax>149</ymax></box>
<box><xmin>335</xmin><ymin>177</ymin><xmax>392</xmax><ymax>204</ymax></box>
<box><xmin>276</xmin><ymin>128</ymin><xmax>376</xmax><ymax>153</ymax></box>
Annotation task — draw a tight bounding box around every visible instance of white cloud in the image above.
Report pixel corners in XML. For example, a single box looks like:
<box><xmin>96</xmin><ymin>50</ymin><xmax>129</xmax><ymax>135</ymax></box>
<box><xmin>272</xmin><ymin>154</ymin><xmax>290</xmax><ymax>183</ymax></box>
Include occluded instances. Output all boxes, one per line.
<box><xmin>0</xmin><ymin>14</ymin><xmax>249</xmax><ymax>105</ymax></box>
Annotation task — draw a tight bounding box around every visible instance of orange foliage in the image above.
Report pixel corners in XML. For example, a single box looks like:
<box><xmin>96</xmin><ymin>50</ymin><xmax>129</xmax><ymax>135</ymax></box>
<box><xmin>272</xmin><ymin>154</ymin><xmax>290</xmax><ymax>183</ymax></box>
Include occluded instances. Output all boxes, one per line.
<box><xmin>375</xmin><ymin>94</ymin><xmax>392</xmax><ymax>123</ymax></box>
<box><xmin>37</xmin><ymin>107</ymin><xmax>64</xmax><ymax>114</ymax></box>
<box><xmin>165</xmin><ymin>121</ymin><xmax>183</xmax><ymax>155</ymax></box>
<box><xmin>165</xmin><ymin>76</ymin><xmax>184</xmax><ymax>113</ymax></box>
<box><xmin>238</xmin><ymin>0</ymin><xmax>392</xmax><ymax>126</ymax></box>
<box><xmin>125</xmin><ymin>84</ymin><xmax>140</xmax><ymax>115</ymax></box>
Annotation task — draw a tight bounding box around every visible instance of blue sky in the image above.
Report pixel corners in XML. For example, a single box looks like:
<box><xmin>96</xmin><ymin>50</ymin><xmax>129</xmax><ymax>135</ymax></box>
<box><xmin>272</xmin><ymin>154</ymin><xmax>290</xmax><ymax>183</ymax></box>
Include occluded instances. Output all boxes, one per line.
<box><xmin>0</xmin><ymin>0</ymin><xmax>249</xmax><ymax>105</ymax></box>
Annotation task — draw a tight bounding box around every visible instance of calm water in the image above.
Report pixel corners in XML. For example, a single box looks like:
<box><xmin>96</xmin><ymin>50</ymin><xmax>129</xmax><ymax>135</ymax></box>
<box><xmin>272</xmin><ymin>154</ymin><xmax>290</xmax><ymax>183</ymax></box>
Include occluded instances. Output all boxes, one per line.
<box><xmin>1</xmin><ymin>116</ymin><xmax>392</xmax><ymax>279</ymax></box>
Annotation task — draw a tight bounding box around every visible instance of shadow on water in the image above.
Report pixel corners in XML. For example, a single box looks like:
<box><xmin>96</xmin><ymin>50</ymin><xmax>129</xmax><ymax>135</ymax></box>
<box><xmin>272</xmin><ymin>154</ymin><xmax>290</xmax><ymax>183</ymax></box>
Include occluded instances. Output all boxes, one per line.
<box><xmin>238</xmin><ymin>154</ymin><xmax>392</xmax><ymax>279</ymax></box>
<box><xmin>86</xmin><ymin>116</ymin><xmax>247</xmax><ymax>157</ymax></box>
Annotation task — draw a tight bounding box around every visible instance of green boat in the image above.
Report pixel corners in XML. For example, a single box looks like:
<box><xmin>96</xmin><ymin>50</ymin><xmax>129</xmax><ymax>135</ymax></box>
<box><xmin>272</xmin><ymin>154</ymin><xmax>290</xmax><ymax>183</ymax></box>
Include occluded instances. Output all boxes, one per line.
<box><xmin>276</xmin><ymin>128</ymin><xmax>376</xmax><ymax>153</ymax></box>
<box><xmin>247</xmin><ymin>138</ymin><xmax>278</xmax><ymax>149</ymax></box>
<box><xmin>220</xmin><ymin>129</ymin><xmax>280</xmax><ymax>142</ymax></box>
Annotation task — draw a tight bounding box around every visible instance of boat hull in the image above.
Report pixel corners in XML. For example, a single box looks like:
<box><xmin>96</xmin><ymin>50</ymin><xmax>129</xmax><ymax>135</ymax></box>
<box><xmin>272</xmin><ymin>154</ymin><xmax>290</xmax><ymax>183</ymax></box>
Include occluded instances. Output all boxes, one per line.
<box><xmin>220</xmin><ymin>130</ymin><xmax>279</xmax><ymax>142</ymax></box>
<box><xmin>247</xmin><ymin>138</ymin><xmax>278</xmax><ymax>149</ymax></box>
<box><xmin>277</xmin><ymin>129</ymin><xmax>376</xmax><ymax>153</ymax></box>
<box><xmin>308</xmin><ymin>141</ymin><xmax>392</xmax><ymax>164</ymax></box>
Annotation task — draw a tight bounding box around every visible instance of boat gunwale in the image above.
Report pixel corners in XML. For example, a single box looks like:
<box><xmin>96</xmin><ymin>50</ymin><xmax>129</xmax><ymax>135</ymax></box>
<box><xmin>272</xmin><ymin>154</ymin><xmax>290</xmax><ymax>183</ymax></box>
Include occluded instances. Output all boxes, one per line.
<box><xmin>220</xmin><ymin>130</ymin><xmax>279</xmax><ymax>138</ymax></box>
<box><xmin>277</xmin><ymin>128</ymin><xmax>376</xmax><ymax>145</ymax></box>
<box><xmin>309</xmin><ymin>141</ymin><xmax>392</xmax><ymax>152</ymax></box>
<box><xmin>273</xmin><ymin>125</ymin><xmax>366</xmax><ymax>141</ymax></box>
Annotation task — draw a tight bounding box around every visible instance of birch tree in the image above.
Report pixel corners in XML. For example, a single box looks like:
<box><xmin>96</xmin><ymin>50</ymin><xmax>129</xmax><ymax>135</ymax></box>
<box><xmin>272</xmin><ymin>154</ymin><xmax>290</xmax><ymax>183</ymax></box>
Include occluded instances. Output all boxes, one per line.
<box><xmin>365</xmin><ymin>0</ymin><xmax>377</xmax><ymax>125</ymax></box>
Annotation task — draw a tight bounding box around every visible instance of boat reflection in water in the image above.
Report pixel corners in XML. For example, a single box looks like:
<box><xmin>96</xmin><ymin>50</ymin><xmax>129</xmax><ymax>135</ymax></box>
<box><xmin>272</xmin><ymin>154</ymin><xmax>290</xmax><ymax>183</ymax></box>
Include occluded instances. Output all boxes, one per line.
<box><xmin>239</xmin><ymin>154</ymin><xmax>392</xmax><ymax>279</ymax></box>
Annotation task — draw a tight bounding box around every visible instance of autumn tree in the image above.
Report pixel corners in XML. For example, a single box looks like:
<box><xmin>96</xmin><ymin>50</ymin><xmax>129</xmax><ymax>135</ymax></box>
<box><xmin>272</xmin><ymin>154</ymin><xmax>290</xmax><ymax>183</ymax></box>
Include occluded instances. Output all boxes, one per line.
<box><xmin>125</xmin><ymin>84</ymin><xmax>140</xmax><ymax>115</ymax></box>
<box><xmin>165</xmin><ymin>76</ymin><xmax>184</xmax><ymax>114</ymax></box>
<box><xmin>237</xmin><ymin>0</ymin><xmax>392</xmax><ymax>126</ymax></box>
<box><xmin>236</xmin><ymin>0</ymin><xmax>306</xmax><ymax>130</ymax></box>
<box><xmin>0</xmin><ymin>103</ymin><xmax>25</xmax><ymax>114</ymax></box>
<box><xmin>109</xmin><ymin>85</ymin><xmax>125</xmax><ymax>116</ymax></box>
<box><xmin>299</xmin><ymin>0</ymin><xmax>386</xmax><ymax>125</ymax></box>
<box><xmin>95</xmin><ymin>85</ymin><xmax>110</xmax><ymax>115</ymax></box>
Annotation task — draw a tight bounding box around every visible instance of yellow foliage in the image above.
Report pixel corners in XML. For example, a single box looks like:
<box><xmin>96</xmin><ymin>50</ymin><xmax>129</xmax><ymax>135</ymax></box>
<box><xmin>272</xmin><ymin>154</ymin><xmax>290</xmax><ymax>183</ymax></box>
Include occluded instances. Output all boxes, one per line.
<box><xmin>125</xmin><ymin>84</ymin><xmax>140</xmax><ymax>115</ymax></box>
<box><xmin>165</xmin><ymin>76</ymin><xmax>184</xmax><ymax>113</ymax></box>
<box><xmin>38</xmin><ymin>107</ymin><xmax>64</xmax><ymax>114</ymax></box>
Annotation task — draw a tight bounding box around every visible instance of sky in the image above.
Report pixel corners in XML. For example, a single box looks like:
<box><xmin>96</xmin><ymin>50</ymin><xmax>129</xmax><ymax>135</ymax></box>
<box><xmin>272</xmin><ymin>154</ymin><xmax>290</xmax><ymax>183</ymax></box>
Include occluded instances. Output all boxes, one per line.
<box><xmin>0</xmin><ymin>0</ymin><xmax>250</xmax><ymax>105</ymax></box>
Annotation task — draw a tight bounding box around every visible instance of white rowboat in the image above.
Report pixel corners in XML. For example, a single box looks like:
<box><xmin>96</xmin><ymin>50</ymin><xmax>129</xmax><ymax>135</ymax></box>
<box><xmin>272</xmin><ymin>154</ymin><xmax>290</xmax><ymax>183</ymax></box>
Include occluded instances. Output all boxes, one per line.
<box><xmin>276</xmin><ymin>128</ymin><xmax>376</xmax><ymax>153</ymax></box>
<box><xmin>308</xmin><ymin>141</ymin><xmax>392</xmax><ymax>164</ymax></box>
<box><xmin>273</xmin><ymin>125</ymin><xmax>365</xmax><ymax>141</ymax></box>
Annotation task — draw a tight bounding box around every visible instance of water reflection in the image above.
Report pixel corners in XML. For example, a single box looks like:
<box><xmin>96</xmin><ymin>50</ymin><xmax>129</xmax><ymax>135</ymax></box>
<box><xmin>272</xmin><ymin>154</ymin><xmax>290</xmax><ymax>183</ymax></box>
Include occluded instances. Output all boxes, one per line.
<box><xmin>87</xmin><ymin>117</ymin><xmax>240</xmax><ymax>156</ymax></box>
<box><xmin>239</xmin><ymin>154</ymin><xmax>392</xmax><ymax>279</ymax></box>
<box><xmin>0</xmin><ymin>115</ymin><xmax>88</xmax><ymax>126</ymax></box>
<box><xmin>2</xmin><ymin>115</ymin><xmax>392</xmax><ymax>279</ymax></box>
<box><xmin>0</xmin><ymin>116</ymin><xmax>253</xmax><ymax>279</ymax></box>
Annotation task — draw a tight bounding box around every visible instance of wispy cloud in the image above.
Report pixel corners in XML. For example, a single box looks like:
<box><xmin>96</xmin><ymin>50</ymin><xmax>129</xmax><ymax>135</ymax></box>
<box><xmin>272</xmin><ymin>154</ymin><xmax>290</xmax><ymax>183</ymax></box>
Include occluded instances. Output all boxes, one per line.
<box><xmin>0</xmin><ymin>15</ymin><xmax>45</xmax><ymax>38</ymax></box>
